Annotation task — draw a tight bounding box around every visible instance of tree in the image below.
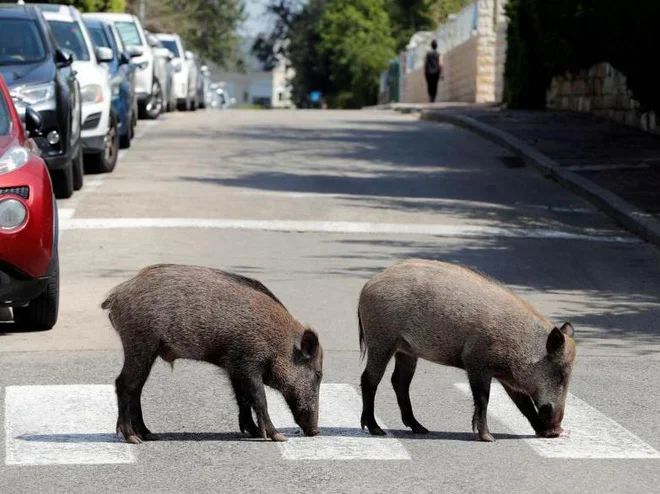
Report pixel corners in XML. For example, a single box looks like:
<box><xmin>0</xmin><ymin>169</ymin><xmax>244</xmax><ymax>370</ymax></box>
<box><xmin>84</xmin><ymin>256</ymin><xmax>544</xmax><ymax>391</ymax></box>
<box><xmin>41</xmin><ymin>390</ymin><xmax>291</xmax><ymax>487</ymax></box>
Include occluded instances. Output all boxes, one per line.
<box><xmin>25</xmin><ymin>0</ymin><xmax>125</xmax><ymax>12</ymax></box>
<box><xmin>125</xmin><ymin>0</ymin><xmax>246</xmax><ymax>68</ymax></box>
<box><xmin>387</xmin><ymin>0</ymin><xmax>436</xmax><ymax>52</ymax></box>
<box><xmin>318</xmin><ymin>0</ymin><xmax>396</xmax><ymax>108</ymax></box>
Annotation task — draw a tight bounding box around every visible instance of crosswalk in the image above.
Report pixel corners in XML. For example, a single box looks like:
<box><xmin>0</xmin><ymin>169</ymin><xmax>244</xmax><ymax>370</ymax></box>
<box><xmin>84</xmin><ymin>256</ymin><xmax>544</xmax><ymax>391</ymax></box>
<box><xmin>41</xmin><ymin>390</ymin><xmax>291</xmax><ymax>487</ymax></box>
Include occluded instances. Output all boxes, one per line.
<box><xmin>2</xmin><ymin>383</ymin><xmax>659</xmax><ymax>466</ymax></box>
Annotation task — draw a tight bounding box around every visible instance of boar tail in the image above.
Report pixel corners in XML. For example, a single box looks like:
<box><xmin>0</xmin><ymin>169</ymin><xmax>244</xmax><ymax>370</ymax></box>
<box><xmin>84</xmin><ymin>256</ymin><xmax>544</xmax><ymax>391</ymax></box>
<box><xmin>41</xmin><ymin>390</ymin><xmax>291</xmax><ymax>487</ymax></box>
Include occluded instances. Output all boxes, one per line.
<box><xmin>101</xmin><ymin>287</ymin><xmax>118</xmax><ymax>311</ymax></box>
<box><xmin>358</xmin><ymin>308</ymin><xmax>366</xmax><ymax>362</ymax></box>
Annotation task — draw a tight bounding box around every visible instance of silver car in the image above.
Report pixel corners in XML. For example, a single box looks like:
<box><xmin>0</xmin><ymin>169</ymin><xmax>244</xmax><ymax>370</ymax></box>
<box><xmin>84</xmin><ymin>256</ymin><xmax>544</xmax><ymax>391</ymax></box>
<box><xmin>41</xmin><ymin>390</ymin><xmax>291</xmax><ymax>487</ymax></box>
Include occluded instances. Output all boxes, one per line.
<box><xmin>83</xmin><ymin>12</ymin><xmax>166</xmax><ymax>119</ymax></box>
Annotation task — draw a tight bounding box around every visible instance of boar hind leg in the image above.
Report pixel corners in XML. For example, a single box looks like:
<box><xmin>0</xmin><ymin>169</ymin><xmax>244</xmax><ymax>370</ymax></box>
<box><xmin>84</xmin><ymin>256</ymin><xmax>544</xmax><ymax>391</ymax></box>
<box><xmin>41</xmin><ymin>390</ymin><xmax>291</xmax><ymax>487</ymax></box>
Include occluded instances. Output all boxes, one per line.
<box><xmin>466</xmin><ymin>370</ymin><xmax>495</xmax><ymax>442</ymax></box>
<box><xmin>391</xmin><ymin>352</ymin><xmax>428</xmax><ymax>434</ymax></box>
<box><xmin>115</xmin><ymin>349</ymin><xmax>157</xmax><ymax>444</ymax></box>
<box><xmin>361</xmin><ymin>346</ymin><xmax>395</xmax><ymax>436</ymax></box>
<box><xmin>500</xmin><ymin>383</ymin><xmax>544</xmax><ymax>437</ymax></box>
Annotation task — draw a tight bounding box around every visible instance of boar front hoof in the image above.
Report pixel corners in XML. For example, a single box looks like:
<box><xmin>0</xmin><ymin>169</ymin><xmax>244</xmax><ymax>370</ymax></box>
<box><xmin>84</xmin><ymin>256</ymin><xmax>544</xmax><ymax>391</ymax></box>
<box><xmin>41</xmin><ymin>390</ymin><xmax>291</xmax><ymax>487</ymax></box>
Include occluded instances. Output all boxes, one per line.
<box><xmin>269</xmin><ymin>432</ymin><xmax>288</xmax><ymax>442</ymax></box>
<box><xmin>411</xmin><ymin>424</ymin><xmax>429</xmax><ymax>434</ymax></box>
<box><xmin>476</xmin><ymin>432</ymin><xmax>495</xmax><ymax>442</ymax></box>
<box><xmin>125</xmin><ymin>434</ymin><xmax>143</xmax><ymax>444</ymax></box>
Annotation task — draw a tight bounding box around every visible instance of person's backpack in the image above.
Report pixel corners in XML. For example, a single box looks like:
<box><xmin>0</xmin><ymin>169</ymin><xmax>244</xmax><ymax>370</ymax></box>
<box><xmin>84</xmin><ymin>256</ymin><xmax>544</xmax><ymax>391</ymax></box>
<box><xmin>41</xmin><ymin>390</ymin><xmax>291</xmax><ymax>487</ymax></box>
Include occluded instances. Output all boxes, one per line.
<box><xmin>425</xmin><ymin>51</ymin><xmax>440</xmax><ymax>75</ymax></box>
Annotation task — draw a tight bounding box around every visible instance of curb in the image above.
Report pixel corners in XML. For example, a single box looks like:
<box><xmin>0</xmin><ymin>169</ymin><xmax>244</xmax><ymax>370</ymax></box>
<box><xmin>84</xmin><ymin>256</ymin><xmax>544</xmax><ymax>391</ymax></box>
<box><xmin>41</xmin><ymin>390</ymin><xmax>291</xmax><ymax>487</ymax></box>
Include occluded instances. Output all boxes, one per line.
<box><xmin>419</xmin><ymin>109</ymin><xmax>660</xmax><ymax>247</ymax></box>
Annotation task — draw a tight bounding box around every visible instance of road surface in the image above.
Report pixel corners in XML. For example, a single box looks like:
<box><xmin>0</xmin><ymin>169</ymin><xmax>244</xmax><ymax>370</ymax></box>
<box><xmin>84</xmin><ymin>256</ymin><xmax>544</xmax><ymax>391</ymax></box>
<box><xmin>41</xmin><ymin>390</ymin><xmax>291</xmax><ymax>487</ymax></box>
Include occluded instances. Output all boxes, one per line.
<box><xmin>1</xmin><ymin>110</ymin><xmax>659</xmax><ymax>493</ymax></box>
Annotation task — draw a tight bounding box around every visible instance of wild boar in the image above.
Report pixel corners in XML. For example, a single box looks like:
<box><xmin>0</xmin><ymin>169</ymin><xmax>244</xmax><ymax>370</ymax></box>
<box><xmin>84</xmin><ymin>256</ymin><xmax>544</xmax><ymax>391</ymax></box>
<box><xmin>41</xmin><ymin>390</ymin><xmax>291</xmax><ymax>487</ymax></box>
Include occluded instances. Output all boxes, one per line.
<box><xmin>358</xmin><ymin>259</ymin><xmax>576</xmax><ymax>442</ymax></box>
<box><xmin>102</xmin><ymin>264</ymin><xmax>323</xmax><ymax>444</ymax></box>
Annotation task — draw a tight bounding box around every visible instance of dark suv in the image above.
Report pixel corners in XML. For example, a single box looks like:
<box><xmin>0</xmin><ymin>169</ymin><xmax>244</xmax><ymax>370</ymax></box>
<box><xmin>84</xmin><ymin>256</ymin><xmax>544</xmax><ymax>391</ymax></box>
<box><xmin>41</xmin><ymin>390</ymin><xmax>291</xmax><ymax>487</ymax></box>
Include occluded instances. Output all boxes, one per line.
<box><xmin>0</xmin><ymin>3</ymin><xmax>82</xmax><ymax>199</ymax></box>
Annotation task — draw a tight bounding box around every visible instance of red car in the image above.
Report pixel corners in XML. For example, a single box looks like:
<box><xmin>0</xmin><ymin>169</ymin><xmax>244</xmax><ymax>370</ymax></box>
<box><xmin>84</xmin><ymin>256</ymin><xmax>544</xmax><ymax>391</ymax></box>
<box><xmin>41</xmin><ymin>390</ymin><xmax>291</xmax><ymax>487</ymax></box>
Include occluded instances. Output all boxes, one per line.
<box><xmin>0</xmin><ymin>74</ymin><xmax>59</xmax><ymax>330</ymax></box>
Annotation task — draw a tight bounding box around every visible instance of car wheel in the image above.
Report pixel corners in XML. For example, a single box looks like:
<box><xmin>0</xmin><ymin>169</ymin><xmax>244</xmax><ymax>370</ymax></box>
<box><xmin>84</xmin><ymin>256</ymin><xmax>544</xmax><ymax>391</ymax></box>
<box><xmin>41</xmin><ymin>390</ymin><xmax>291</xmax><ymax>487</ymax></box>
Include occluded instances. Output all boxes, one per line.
<box><xmin>13</xmin><ymin>254</ymin><xmax>59</xmax><ymax>331</ymax></box>
<box><xmin>119</xmin><ymin>112</ymin><xmax>131</xmax><ymax>149</ymax></box>
<box><xmin>73</xmin><ymin>146</ymin><xmax>84</xmax><ymax>191</ymax></box>
<box><xmin>52</xmin><ymin>163</ymin><xmax>74</xmax><ymax>199</ymax></box>
<box><xmin>177</xmin><ymin>98</ymin><xmax>188</xmax><ymax>111</ymax></box>
<box><xmin>86</xmin><ymin>114</ymin><xmax>119</xmax><ymax>174</ymax></box>
<box><xmin>130</xmin><ymin>106</ymin><xmax>136</xmax><ymax>138</ymax></box>
<box><xmin>191</xmin><ymin>97</ymin><xmax>198</xmax><ymax>112</ymax></box>
<box><xmin>144</xmin><ymin>79</ymin><xmax>163</xmax><ymax>119</ymax></box>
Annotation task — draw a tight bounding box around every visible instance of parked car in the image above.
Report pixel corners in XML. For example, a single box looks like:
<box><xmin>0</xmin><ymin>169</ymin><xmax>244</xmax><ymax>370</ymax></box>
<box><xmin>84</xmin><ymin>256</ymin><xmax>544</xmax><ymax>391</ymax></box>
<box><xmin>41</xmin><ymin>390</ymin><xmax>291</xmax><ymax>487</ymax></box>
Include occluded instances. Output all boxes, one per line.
<box><xmin>39</xmin><ymin>4</ymin><xmax>118</xmax><ymax>174</ymax></box>
<box><xmin>0</xmin><ymin>3</ymin><xmax>82</xmax><ymax>199</ymax></box>
<box><xmin>144</xmin><ymin>30</ymin><xmax>175</xmax><ymax>113</ymax></box>
<box><xmin>0</xmin><ymin>73</ymin><xmax>59</xmax><ymax>331</ymax></box>
<box><xmin>83</xmin><ymin>15</ymin><xmax>141</xmax><ymax>149</ymax></box>
<box><xmin>154</xmin><ymin>33</ymin><xmax>199</xmax><ymax>111</ymax></box>
<box><xmin>85</xmin><ymin>13</ymin><xmax>165</xmax><ymax>120</ymax></box>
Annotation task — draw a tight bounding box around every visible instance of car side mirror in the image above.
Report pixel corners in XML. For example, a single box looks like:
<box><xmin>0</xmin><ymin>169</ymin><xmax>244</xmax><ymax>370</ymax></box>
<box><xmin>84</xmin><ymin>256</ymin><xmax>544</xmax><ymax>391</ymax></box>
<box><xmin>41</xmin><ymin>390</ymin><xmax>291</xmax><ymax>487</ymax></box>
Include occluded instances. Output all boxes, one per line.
<box><xmin>95</xmin><ymin>46</ymin><xmax>114</xmax><ymax>63</ymax></box>
<box><xmin>185</xmin><ymin>50</ymin><xmax>194</xmax><ymax>60</ymax></box>
<box><xmin>126</xmin><ymin>45</ymin><xmax>144</xmax><ymax>58</ymax></box>
<box><xmin>146</xmin><ymin>35</ymin><xmax>159</xmax><ymax>48</ymax></box>
<box><xmin>55</xmin><ymin>48</ymin><xmax>73</xmax><ymax>67</ymax></box>
<box><xmin>25</xmin><ymin>106</ymin><xmax>43</xmax><ymax>137</ymax></box>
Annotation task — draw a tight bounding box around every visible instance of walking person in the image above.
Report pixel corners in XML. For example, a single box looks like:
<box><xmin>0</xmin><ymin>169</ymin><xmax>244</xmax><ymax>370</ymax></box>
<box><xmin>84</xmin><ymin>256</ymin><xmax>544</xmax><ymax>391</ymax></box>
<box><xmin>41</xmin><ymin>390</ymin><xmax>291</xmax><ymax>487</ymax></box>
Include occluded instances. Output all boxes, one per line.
<box><xmin>424</xmin><ymin>40</ymin><xmax>442</xmax><ymax>103</ymax></box>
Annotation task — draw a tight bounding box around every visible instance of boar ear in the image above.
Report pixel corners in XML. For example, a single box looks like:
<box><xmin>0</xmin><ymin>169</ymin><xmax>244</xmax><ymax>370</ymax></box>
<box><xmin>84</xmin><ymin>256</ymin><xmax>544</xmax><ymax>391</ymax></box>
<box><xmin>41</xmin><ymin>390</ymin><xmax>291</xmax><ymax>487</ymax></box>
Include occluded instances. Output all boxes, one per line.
<box><xmin>296</xmin><ymin>329</ymin><xmax>320</xmax><ymax>360</ymax></box>
<box><xmin>559</xmin><ymin>322</ymin><xmax>575</xmax><ymax>338</ymax></box>
<box><xmin>546</xmin><ymin>327</ymin><xmax>566</xmax><ymax>356</ymax></box>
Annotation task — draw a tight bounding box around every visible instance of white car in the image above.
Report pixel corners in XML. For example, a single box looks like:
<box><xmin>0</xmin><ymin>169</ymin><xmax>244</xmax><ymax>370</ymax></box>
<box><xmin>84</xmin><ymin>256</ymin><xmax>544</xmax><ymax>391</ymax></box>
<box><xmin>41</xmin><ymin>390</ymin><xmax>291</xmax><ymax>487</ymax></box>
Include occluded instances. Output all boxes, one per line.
<box><xmin>39</xmin><ymin>4</ymin><xmax>118</xmax><ymax>173</ymax></box>
<box><xmin>154</xmin><ymin>33</ymin><xmax>199</xmax><ymax>111</ymax></box>
<box><xmin>84</xmin><ymin>12</ymin><xmax>164</xmax><ymax>119</ymax></box>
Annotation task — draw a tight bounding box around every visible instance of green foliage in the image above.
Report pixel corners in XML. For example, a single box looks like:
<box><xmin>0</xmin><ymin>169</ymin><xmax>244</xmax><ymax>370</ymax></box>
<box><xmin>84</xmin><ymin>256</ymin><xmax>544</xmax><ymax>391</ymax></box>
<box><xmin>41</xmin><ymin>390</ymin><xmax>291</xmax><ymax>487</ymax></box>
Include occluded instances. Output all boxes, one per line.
<box><xmin>387</xmin><ymin>0</ymin><xmax>436</xmax><ymax>52</ymax></box>
<box><xmin>504</xmin><ymin>0</ymin><xmax>660</xmax><ymax>113</ymax></box>
<box><xmin>431</xmin><ymin>0</ymin><xmax>471</xmax><ymax>23</ymax></box>
<box><xmin>318</xmin><ymin>0</ymin><xmax>396</xmax><ymax>108</ymax></box>
<box><xmin>125</xmin><ymin>0</ymin><xmax>245</xmax><ymax>68</ymax></box>
<box><xmin>25</xmin><ymin>0</ymin><xmax>125</xmax><ymax>12</ymax></box>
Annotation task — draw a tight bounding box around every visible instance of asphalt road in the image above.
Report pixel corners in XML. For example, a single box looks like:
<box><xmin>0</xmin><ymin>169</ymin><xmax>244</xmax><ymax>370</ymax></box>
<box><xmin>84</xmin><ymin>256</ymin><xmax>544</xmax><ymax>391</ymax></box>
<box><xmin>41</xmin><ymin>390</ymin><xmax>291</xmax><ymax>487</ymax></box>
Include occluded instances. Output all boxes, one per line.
<box><xmin>1</xmin><ymin>110</ymin><xmax>659</xmax><ymax>493</ymax></box>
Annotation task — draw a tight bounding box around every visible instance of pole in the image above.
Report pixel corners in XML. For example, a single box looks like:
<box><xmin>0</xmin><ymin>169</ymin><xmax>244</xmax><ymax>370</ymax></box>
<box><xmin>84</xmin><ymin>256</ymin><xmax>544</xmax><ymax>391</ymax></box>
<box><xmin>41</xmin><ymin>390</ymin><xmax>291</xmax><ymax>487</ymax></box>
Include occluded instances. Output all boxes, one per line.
<box><xmin>139</xmin><ymin>0</ymin><xmax>146</xmax><ymax>22</ymax></box>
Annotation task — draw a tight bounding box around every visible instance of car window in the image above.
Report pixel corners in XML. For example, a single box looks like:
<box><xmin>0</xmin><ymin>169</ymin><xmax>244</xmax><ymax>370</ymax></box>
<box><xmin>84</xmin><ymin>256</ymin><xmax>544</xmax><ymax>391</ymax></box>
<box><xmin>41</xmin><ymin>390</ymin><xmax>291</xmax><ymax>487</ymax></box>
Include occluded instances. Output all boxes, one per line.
<box><xmin>88</xmin><ymin>26</ymin><xmax>111</xmax><ymax>49</ymax></box>
<box><xmin>159</xmin><ymin>39</ymin><xmax>180</xmax><ymax>58</ymax></box>
<box><xmin>0</xmin><ymin>19</ymin><xmax>47</xmax><ymax>65</ymax></box>
<box><xmin>48</xmin><ymin>20</ymin><xmax>90</xmax><ymax>61</ymax></box>
<box><xmin>0</xmin><ymin>95</ymin><xmax>10</xmax><ymax>135</ymax></box>
<box><xmin>114</xmin><ymin>21</ymin><xmax>142</xmax><ymax>47</ymax></box>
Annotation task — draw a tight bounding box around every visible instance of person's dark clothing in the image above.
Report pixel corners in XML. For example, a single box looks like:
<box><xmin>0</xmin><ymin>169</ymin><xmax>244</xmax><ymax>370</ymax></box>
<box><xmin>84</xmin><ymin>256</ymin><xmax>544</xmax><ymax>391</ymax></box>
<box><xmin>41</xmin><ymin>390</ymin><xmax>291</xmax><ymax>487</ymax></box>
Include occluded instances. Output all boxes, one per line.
<box><xmin>424</xmin><ymin>50</ymin><xmax>441</xmax><ymax>103</ymax></box>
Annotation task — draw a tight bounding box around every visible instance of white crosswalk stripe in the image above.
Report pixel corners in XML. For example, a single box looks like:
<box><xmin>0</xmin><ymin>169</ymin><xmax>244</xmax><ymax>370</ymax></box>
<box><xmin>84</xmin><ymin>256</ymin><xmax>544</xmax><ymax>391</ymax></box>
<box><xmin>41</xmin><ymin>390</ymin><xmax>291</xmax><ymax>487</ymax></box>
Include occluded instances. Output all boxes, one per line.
<box><xmin>4</xmin><ymin>385</ymin><xmax>135</xmax><ymax>466</ymax></box>
<box><xmin>455</xmin><ymin>382</ymin><xmax>660</xmax><ymax>459</ymax></box>
<box><xmin>266</xmin><ymin>383</ymin><xmax>410</xmax><ymax>460</ymax></box>
<box><xmin>2</xmin><ymin>382</ymin><xmax>659</xmax><ymax>465</ymax></box>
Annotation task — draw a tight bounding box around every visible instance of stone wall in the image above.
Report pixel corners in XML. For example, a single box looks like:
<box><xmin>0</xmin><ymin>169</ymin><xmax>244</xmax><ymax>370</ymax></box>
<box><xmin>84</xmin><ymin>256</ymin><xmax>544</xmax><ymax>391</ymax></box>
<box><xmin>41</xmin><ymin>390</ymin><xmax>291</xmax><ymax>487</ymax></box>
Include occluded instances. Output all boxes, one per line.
<box><xmin>547</xmin><ymin>62</ymin><xmax>660</xmax><ymax>136</ymax></box>
<box><xmin>447</xmin><ymin>36</ymin><xmax>479</xmax><ymax>102</ymax></box>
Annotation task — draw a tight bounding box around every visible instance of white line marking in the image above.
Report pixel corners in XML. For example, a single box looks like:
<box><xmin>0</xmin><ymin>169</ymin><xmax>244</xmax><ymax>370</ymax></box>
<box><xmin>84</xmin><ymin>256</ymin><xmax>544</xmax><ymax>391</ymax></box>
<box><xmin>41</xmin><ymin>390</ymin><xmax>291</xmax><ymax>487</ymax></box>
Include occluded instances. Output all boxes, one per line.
<box><xmin>57</xmin><ymin>208</ymin><xmax>75</xmax><ymax>220</ymax></box>
<box><xmin>4</xmin><ymin>385</ymin><xmax>135</xmax><ymax>465</ymax></box>
<box><xmin>58</xmin><ymin>217</ymin><xmax>638</xmax><ymax>243</ymax></box>
<box><xmin>266</xmin><ymin>384</ymin><xmax>410</xmax><ymax>460</ymax></box>
<box><xmin>454</xmin><ymin>382</ymin><xmax>660</xmax><ymax>459</ymax></box>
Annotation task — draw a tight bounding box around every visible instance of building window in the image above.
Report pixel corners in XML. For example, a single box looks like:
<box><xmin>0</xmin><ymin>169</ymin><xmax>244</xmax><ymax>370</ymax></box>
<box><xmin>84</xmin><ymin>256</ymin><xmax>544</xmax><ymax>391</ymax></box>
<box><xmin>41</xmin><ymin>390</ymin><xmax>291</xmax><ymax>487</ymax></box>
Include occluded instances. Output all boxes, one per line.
<box><xmin>278</xmin><ymin>92</ymin><xmax>283</xmax><ymax>102</ymax></box>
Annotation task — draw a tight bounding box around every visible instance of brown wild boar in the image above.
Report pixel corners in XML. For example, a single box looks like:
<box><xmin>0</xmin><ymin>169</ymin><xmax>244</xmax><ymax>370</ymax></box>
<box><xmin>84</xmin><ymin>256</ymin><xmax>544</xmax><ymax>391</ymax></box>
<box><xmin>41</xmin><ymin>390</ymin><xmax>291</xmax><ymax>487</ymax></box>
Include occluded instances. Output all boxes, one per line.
<box><xmin>102</xmin><ymin>264</ymin><xmax>323</xmax><ymax>444</ymax></box>
<box><xmin>358</xmin><ymin>259</ymin><xmax>576</xmax><ymax>442</ymax></box>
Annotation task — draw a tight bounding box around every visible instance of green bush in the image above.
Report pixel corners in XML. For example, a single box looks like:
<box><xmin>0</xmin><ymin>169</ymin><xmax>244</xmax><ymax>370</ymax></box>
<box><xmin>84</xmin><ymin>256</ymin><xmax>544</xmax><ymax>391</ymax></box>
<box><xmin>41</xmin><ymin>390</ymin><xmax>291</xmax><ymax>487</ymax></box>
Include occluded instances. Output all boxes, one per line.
<box><xmin>504</xmin><ymin>0</ymin><xmax>660</xmax><ymax>113</ymax></box>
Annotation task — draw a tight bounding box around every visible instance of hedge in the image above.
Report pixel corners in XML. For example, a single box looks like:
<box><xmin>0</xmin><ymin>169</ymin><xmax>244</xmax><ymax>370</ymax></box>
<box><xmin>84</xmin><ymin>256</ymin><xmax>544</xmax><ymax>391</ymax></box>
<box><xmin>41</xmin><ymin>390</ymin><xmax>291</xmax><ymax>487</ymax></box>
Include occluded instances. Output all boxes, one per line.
<box><xmin>504</xmin><ymin>0</ymin><xmax>660</xmax><ymax>114</ymax></box>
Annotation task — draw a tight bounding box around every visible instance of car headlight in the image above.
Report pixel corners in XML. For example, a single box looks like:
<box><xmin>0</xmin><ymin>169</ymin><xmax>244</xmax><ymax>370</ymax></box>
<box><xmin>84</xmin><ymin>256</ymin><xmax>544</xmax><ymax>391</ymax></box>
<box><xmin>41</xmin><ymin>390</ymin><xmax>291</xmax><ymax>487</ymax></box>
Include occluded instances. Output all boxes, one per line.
<box><xmin>0</xmin><ymin>198</ymin><xmax>28</xmax><ymax>231</ymax></box>
<box><xmin>81</xmin><ymin>84</ymin><xmax>104</xmax><ymax>104</ymax></box>
<box><xmin>10</xmin><ymin>82</ymin><xmax>56</xmax><ymax>106</ymax></box>
<box><xmin>0</xmin><ymin>146</ymin><xmax>29</xmax><ymax>176</ymax></box>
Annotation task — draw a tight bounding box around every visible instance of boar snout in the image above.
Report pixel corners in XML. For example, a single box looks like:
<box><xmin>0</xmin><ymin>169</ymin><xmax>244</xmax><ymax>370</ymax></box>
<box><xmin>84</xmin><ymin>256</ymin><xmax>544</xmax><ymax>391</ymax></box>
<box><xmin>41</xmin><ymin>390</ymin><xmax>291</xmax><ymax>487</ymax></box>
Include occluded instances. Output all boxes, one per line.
<box><xmin>536</xmin><ymin>403</ymin><xmax>565</xmax><ymax>438</ymax></box>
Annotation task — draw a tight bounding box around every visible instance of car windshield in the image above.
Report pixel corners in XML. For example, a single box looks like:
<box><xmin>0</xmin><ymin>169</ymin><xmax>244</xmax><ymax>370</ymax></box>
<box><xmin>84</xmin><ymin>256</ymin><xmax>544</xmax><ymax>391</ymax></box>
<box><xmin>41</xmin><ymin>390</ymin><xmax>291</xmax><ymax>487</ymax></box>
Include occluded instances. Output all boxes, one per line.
<box><xmin>0</xmin><ymin>95</ymin><xmax>10</xmax><ymax>135</ymax></box>
<box><xmin>114</xmin><ymin>21</ymin><xmax>141</xmax><ymax>47</ymax></box>
<box><xmin>48</xmin><ymin>20</ymin><xmax>90</xmax><ymax>61</ymax></box>
<box><xmin>0</xmin><ymin>19</ymin><xmax>47</xmax><ymax>65</ymax></box>
<box><xmin>159</xmin><ymin>39</ymin><xmax>180</xmax><ymax>58</ymax></box>
<box><xmin>87</xmin><ymin>26</ymin><xmax>111</xmax><ymax>49</ymax></box>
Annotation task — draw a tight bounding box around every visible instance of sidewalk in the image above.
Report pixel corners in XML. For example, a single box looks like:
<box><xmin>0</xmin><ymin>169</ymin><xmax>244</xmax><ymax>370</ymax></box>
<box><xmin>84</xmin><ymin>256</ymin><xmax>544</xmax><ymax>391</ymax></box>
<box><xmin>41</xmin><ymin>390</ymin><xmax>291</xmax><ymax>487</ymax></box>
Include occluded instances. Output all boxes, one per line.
<box><xmin>378</xmin><ymin>103</ymin><xmax>660</xmax><ymax>247</ymax></box>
